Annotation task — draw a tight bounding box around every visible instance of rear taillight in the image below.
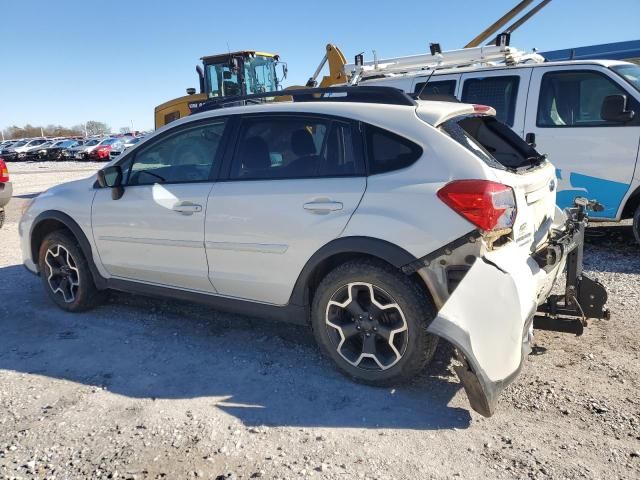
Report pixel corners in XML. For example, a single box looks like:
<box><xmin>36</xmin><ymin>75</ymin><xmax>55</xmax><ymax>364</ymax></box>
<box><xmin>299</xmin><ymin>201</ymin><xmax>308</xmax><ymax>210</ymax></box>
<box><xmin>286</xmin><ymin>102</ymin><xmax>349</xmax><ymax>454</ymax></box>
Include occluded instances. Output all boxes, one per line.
<box><xmin>0</xmin><ymin>159</ymin><xmax>9</xmax><ymax>182</ymax></box>
<box><xmin>437</xmin><ymin>180</ymin><xmax>516</xmax><ymax>232</ymax></box>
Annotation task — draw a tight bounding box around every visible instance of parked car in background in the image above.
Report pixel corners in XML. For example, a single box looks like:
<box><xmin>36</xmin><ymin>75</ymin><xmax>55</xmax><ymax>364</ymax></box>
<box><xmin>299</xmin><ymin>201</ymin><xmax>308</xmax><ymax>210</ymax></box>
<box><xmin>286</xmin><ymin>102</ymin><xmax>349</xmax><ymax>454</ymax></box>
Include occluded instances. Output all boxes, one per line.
<box><xmin>24</xmin><ymin>140</ymin><xmax>56</xmax><ymax>161</ymax></box>
<box><xmin>0</xmin><ymin>159</ymin><xmax>11</xmax><ymax>228</ymax></box>
<box><xmin>0</xmin><ymin>140</ymin><xmax>28</xmax><ymax>161</ymax></box>
<box><xmin>13</xmin><ymin>138</ymin><xmax>48</xmax><ymax>160</ymax></box>
<box><xmin>43</xmin><ymin>140</ymin><xmax>80</xmax><ymax>161</ymax></box>
<box><xmin>109</xmin><ymin>136</ymin><xmax>142</xmax><ymax>160</ymax></box>
<box><xmin>67</xmin><ymin>138</ymin><xmax>101</xmax><ymax>160</ymax></box>
<box><xmin>87</xmin><ymin>137</ymin><xmax>122</xmax><ymax>161</ymax></box>
<box><xmin>61</xmin><ymin>140</ymin><xmax>85</xmax><ymax>160</ymax></box>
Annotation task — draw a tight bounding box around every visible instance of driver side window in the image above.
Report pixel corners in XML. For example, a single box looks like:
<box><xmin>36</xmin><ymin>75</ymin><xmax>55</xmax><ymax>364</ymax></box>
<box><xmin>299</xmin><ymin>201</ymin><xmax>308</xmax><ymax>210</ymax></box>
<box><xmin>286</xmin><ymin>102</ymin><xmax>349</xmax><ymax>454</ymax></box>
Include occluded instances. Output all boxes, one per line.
<box><xmin>125</xmin><ymin>120</ymin><xmax>227</xmax><ymax>186</ymax></box>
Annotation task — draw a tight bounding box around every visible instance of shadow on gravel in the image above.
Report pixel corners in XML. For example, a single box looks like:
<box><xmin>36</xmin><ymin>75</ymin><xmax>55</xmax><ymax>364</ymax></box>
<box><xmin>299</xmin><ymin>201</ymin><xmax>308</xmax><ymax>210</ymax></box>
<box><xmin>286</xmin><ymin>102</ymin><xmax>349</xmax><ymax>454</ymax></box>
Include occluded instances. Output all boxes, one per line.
<box><xmin>0</xmin><ymin>264</ymin><xmax>470</xmax><ymax>431</ymax></box>
<box><xmin>584</xmin><ymin>224</ymin><xmax>639</xmax><ymax>274</ymax></box>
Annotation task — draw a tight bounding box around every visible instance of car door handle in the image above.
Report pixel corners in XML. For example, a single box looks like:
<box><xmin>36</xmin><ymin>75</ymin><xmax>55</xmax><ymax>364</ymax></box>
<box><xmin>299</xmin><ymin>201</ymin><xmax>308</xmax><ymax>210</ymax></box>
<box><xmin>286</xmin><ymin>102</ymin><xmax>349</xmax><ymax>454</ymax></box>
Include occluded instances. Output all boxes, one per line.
<box><xmin>172</xmin><ymin>202</ymin><xmax>202</xmax><ymax>215</ymax></box>
<box><xmin>303</xmin><ymin>200</ymin><xmax>343</xmax><ymax>214</ymax></box>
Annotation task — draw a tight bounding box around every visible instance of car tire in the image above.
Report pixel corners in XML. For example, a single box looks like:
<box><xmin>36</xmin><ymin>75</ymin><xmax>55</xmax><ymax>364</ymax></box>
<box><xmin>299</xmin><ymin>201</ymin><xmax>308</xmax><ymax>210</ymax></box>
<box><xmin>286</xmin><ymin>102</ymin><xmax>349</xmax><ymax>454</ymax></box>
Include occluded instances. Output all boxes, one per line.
<box><xmin>38</xmin><ymin>230</ymin><xmax>104</xmax><ymax>312</ymax></box>
<box><xmin>634</xmin><ymin>204</ymin><xmax>640</xmax><ymax>245</ymax></box>
<box><xmin>0</xmin><ymin>209</ymin><xmax>4</xmax><ymax>229</ymax></box>
<box><xmin>311</xmin><ymin>259</ymin><xmax>438</xmax><ymax>386</ymax></box>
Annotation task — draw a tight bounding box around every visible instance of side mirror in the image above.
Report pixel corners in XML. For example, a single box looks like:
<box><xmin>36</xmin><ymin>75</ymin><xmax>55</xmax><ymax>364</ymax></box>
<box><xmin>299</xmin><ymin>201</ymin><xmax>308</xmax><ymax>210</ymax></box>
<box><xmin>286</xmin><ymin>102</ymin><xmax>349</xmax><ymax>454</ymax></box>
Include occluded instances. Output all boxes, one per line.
<box><xmin>601</xmin><ymin>94</ymin><xmax>635</xmax><ymax>123</ymax></box>
<box><xmin>276</xmin><ymin>61</ymin><xmax>288</xmax><ymax>85</ymax></box>
<box><xmin>96</xmin><ymin>165</ymin><xmax>125</xmax><ymax>200</ymax></box>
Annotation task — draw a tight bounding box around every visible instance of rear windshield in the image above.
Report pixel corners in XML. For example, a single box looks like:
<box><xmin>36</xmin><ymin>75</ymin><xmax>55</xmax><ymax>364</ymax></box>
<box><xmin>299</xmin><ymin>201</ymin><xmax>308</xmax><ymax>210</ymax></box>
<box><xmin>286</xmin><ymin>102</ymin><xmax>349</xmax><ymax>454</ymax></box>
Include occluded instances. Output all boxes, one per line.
<box><xmin>441</xmin><ymin>115</ymin><xmax>544</xmax><ymax>171</ymax></box>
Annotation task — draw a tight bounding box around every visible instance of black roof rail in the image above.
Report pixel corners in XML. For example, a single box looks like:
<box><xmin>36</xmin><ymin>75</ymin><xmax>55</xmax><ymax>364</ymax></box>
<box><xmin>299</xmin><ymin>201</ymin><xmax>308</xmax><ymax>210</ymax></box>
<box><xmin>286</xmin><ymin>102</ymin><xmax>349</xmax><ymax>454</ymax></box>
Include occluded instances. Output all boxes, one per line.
<box><xmin>190</xmin><ymin>86</ymin><xmax>416</xmax><ymax>114</ymax></box>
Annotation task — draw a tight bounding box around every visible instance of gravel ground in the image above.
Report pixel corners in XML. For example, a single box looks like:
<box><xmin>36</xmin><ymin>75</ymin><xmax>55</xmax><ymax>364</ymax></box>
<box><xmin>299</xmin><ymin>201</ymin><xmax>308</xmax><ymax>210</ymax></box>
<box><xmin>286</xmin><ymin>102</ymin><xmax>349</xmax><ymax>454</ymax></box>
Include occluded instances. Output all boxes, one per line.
<box><xmin>0</xmin><ymin>161</ymin><xmax>639</xmax><ymax>480</ymax></box>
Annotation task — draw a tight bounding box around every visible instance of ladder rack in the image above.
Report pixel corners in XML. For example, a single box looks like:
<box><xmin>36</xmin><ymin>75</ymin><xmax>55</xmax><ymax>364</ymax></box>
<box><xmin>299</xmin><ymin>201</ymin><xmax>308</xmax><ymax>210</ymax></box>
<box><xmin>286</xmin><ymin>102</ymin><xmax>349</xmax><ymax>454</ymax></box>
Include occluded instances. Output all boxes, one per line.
<box><xmin>344</xmin><ymin>43</ymin><xmax>544</xmax><ymax>81</ymax></box>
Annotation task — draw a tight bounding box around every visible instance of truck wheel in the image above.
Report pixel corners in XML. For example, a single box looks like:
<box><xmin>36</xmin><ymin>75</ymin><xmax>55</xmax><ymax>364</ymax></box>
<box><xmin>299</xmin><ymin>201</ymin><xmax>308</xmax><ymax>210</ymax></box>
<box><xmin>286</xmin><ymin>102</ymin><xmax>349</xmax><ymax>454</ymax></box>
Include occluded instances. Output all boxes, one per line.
<box><xmin>634</xmin><ymin>204</ymin><xmax>640</xmax><ymax>245</ymax></box>
<box><xmin>311</xmin><ymin>259</ymin><xmax>438</xmax><ymax>386</ymax></box>
<box><xmin>38</xmin><ymin>230</ymin><xmax>104</xmax><ymax>312</ymax></box>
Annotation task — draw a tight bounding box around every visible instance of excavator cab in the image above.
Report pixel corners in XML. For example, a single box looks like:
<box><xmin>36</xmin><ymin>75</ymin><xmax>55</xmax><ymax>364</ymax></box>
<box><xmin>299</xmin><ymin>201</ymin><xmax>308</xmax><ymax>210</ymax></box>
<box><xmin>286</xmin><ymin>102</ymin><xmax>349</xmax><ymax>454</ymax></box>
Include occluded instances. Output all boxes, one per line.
<box><xmin>154</xmin><ymin>51</ymin><xmax>285</xmax><ymax>129</ymax></box>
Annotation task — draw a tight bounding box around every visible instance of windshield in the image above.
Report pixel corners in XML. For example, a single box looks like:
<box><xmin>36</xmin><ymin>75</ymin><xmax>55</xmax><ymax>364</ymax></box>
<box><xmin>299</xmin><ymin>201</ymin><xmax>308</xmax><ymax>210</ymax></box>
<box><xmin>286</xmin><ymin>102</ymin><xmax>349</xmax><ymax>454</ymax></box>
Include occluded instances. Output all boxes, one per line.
<box><xmin>243</xmin><ymin>55</ymin><xmax>278</xmax><ymax>94</ymax></box>
<box><xmin>611</xmin><ymin>64</ymin><xmax>640</xmax><ymax>93</ymax></box>
<box><xmin>11</xmin><ymin>141</ymin><xmax>27</xmax><ymax>148</ymax></box>
<box><xmin>101</xmin><ymin>138</ymin><xmax>119</xmax><ymax>145</ymax></box>
<box><xmin>84</xmin><ymin>139</ymin><xmax>99</xmax><ymax>146</ymax></box>
<box><xmin>205</xmin><ymin>55</ymin><xmax>278</xmax><ymax>98</ymax></box>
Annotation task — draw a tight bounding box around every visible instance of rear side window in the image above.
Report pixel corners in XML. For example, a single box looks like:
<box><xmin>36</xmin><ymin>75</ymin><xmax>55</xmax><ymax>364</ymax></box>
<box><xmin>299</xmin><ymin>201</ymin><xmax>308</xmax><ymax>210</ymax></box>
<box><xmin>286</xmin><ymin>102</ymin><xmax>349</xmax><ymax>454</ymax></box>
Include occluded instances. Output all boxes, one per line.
<box><xmin>441</xmin><ymin>115</ymin><xmax>542</xmax><ymax>171</ymax></box>
<box><xmin>461</xmin><ymin>76</ymin><xmax>520</xmax><ymax>126</ymax></box>
<box><xmin>230</xmin><ymin>116</ymin><xmax>362</xmax><ymax>180</ymax></box>
<box><xmin>364</xmin><ymin>125</ymin><xmax>422</xmax><ymax>174</ymax></box>
<box><xmin>414</xmin><ymin>79</ymin><xmax>457</xmax><ymax>100</ymax></box>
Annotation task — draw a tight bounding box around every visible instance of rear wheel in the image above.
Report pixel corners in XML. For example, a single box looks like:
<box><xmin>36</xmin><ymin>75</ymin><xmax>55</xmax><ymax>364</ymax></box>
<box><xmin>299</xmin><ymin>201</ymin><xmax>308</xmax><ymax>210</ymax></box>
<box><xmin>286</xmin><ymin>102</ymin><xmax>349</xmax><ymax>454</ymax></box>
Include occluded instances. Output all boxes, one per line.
<box><xmin>38</xmin><ymin>231</ymin><xmax>104</xmax><ymax>312</ymax></box>
<box><xmin>311</xmin><ymin>259</ymin><xmax>438</xmax><ymax>386</ymax></box>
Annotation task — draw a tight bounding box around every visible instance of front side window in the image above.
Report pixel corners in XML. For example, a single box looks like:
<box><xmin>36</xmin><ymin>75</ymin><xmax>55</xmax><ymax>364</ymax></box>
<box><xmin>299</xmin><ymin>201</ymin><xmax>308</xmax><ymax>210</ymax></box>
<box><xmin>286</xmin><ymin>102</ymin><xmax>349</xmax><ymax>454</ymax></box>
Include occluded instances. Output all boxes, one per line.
<box><xmin>125</xmin><ymin>121</ymin><xmax>226</xmax><ymax>186</ymax></box>
<box><xmin>231</xmin><ymin>116</ymin><xmax>359</xmax><ymax>180</ymax></box>
<box><xmin>461</xmin><ymin>75</ymin><xmax>520</xmax><ymax>126</ymax></box>
<box><xmin>537</xmin><ymin>70</ymin><xmax>635</xmax><ymax>127</ymax></box>
<box><xmin>364</xmin><ymin>125</ymin><xmax>422</xmax><ymax>174</ymax></box>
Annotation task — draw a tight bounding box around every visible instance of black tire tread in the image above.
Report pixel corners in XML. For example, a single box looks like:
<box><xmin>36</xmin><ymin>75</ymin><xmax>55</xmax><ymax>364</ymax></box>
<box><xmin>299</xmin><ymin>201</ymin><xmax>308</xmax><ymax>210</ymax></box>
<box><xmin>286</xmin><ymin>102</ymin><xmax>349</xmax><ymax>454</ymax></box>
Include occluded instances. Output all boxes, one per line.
<box><xmin>38</xmin><ymin>230</ymin><xmax>104</xmax><ymax>312</ymax></box>
<box><xmin>312</xmin><ymin>258</ymin><xmax>438</xmax><ymax>387</ymax></box>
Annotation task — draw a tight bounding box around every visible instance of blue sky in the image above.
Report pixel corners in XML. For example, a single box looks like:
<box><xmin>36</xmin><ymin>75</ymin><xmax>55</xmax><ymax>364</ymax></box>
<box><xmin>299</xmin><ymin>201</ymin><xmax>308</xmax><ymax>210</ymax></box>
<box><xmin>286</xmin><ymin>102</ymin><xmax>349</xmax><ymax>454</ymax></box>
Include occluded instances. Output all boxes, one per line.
<box><xmin>1</xmin><ymin>0</ymin><xmax>639</xmax><ymax>132</ymax></box>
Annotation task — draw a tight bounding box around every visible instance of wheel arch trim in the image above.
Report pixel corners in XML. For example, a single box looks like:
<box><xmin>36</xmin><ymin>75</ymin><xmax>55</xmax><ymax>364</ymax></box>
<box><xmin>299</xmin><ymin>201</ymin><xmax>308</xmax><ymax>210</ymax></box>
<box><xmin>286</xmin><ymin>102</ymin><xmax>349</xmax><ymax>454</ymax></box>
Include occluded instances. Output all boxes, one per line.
<box><xmin>288</xmin><ymin>236</ymin><xmax>419</xmax><ymax>308</ymax></box>
<box><xmin>30</xmin><ymin>210</ymin><xmax>107</xmax><ymax>289</ymax></box>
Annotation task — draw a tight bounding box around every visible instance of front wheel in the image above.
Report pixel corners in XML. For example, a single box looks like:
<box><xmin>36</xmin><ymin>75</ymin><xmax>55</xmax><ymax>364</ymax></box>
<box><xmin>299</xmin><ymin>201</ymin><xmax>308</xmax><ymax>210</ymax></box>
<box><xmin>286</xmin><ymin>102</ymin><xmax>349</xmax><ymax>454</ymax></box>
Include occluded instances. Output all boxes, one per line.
<box><xmin>311</xmin><ymin>259</ymin><xmax>438</xmax><ymax>386</ymax></box>
<box><xmin>38</xmin><ymin>231</ymin><xmax>104</xmax><ymax>312</ymax></box>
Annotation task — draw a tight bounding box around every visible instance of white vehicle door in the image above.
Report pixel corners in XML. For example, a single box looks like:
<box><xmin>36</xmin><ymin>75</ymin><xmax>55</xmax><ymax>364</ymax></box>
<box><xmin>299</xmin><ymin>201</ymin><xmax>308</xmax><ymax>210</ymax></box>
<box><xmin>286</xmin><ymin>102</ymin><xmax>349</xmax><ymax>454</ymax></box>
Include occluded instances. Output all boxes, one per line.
<box><xmin>523</xmin><ymin>65</ymin><xmax>640</xmax><ymax>219</ymax></box>
<box><xmin>92</xmin><ymin>119</ymin><xmax>229</xmax><ymax>292</ymax></box>
<box><xmin>205</xmin><ymin>114</ymin><xmax>366</xmax><ymax>305</ymax></box>
<box><xmin>459</xmin><ymin>67</ymin><xmax>533</xmax><ymax>137</ymax></box>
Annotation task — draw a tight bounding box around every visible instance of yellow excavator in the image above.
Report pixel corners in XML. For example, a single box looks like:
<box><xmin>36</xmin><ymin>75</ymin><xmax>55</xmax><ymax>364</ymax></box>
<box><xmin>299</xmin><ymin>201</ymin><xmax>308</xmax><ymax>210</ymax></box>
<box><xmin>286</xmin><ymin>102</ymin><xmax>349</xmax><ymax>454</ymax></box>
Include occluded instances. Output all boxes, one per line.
<box><xmin>154</xmin><ymin>50</ymin><xmax>287</xmax><ymax>128</ymax></box>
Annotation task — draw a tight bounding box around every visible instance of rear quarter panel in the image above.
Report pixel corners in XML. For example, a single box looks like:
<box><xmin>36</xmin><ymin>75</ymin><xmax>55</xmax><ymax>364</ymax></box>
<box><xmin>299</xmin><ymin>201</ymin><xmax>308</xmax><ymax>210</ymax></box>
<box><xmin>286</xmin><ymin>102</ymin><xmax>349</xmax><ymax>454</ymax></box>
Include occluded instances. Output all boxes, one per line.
<box><xmin>342</xmin><ymin>115</ymin><xmax>495</xmax><ymax>258</ymax></box>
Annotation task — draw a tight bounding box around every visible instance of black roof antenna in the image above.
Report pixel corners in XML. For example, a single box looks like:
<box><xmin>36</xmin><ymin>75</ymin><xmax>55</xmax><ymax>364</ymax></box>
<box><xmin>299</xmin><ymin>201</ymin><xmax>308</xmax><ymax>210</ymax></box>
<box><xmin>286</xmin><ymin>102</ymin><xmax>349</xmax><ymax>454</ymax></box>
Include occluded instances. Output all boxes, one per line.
<box><xmin>414</xmin><ymin>42</ymin><xmax>442</xmax><ymax>99</ymax></box>
<box><xmin>415</xmin><ymin>68</ymin><xmax>436</xmax><ymax>100</ymax></box>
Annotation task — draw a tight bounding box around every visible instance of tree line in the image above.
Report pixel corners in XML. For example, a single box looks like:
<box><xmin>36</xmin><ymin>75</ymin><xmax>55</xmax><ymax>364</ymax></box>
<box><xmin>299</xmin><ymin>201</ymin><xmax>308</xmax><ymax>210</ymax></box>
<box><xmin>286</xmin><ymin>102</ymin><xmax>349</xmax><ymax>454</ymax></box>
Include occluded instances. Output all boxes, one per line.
<box><xmin>2</xmin><ymin>121</ymin><xmax>114</xmax><ymax>140</ymax></box>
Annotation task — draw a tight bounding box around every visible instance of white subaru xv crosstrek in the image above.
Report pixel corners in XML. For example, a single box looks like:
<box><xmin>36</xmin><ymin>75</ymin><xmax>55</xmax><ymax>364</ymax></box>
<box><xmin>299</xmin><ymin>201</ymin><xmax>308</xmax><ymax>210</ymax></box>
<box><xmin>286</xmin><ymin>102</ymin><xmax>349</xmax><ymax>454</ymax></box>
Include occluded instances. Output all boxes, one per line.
<box><xmin>19</xmin><ymin>86</ymin><xmax>608</xmax><ymax>416</ymax></box>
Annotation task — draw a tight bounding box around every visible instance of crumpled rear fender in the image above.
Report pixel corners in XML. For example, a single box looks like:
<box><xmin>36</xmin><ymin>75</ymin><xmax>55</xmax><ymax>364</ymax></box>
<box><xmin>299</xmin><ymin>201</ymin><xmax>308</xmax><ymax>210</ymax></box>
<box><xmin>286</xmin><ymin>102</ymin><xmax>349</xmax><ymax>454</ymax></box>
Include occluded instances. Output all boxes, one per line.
<box><xmin>426</xmin><ymin>246</ymin><xmax>540</xmax><ymax>417</ymax></box>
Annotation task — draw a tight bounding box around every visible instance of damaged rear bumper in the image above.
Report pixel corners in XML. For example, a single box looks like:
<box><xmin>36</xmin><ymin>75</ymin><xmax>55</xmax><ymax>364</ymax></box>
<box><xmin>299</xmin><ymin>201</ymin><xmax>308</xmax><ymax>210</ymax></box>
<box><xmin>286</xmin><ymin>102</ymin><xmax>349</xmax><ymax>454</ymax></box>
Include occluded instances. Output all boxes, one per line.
<box><xmin>407</xmin><ymin>201</ymin><xmax>609</xmax><ymax>417</ymax></box>
<box><xmin>426</xmin><ymin>247</ymin><xmax>539</xmax><ymax>417</ymax></box>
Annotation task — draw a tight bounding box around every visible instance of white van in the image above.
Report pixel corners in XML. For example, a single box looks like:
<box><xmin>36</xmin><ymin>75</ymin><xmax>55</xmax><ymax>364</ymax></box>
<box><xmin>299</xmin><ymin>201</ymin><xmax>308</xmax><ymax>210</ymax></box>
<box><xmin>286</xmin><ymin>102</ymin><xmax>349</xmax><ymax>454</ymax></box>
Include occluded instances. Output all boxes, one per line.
<box><xmin>358</xmin><ymin>56</ymin><xmax>640</xmax><ymax>242</ymax></box>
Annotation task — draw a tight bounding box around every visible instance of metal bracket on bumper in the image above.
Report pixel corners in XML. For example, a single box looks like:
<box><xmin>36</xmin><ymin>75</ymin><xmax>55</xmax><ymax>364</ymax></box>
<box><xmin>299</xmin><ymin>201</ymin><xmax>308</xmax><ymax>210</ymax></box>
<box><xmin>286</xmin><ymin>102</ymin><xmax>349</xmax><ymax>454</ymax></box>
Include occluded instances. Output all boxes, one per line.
<box><xmin>534</xmin><ymin>198</ymin><xmax>610</xmax><ymax>335</ymax></box>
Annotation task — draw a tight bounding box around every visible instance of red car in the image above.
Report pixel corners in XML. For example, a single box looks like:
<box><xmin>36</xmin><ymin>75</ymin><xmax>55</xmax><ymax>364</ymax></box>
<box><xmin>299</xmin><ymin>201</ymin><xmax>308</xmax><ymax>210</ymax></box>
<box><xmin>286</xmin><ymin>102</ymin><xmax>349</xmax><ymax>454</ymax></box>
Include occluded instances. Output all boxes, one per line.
<box><xmin>0</xmin><ymin>159</ymin><xmax>11</xmax><ymax>228</ymax></box>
